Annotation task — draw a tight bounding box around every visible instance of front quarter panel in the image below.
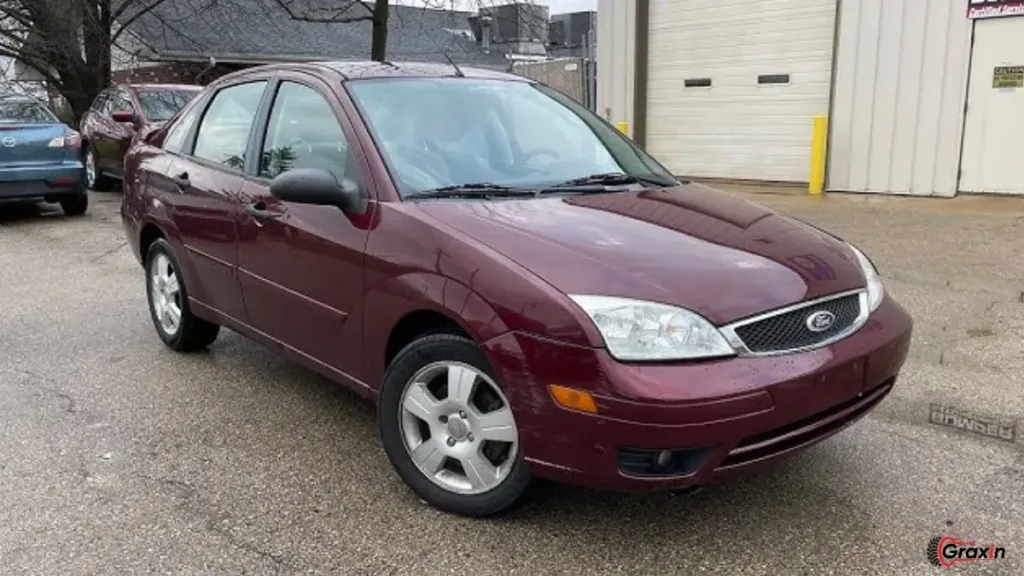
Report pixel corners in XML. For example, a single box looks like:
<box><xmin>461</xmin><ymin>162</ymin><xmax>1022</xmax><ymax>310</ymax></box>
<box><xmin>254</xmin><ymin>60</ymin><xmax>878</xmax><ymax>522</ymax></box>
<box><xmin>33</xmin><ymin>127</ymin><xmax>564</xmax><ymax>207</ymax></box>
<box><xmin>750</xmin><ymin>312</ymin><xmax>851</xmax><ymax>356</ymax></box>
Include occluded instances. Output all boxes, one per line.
<box><xmin>358</xmin><ymin>203</ymin><xmax>602</xmax><ymax>389</ymax></box>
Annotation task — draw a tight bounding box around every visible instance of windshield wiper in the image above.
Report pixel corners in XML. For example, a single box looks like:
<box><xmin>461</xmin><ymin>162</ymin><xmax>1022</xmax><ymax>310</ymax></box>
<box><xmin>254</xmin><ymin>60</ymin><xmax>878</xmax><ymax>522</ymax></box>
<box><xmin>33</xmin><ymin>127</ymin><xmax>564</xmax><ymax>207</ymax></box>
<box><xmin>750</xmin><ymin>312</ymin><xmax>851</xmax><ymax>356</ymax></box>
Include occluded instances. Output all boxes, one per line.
<box><xmin>408</xmin><ymin>183</ymin><xmax>539</xmax><ymax>199</ymax></box>
<box><xmin>545</xmin><ymin>172</ymin><xmax>679</xmax><ymax>191</ymax></box>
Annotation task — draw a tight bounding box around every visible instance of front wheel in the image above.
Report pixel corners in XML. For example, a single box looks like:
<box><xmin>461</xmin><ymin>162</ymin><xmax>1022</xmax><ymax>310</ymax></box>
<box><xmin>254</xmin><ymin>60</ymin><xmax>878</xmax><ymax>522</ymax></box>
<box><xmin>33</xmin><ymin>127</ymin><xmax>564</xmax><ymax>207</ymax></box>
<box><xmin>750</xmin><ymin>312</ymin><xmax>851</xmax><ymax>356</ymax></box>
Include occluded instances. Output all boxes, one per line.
<box><xmin>144</xmin><ymin>238</ymin><xmax>220</xmax><ymax>352</ymax></box>
<box><xmin>85</xmin><ymin>147</ymin><xmax>116</xmax><ymax>191</ymax></box>
<box><xmin>378</xmin><ymin>334</ymin><xmax>530</xmax><ymax>518</ymax></box>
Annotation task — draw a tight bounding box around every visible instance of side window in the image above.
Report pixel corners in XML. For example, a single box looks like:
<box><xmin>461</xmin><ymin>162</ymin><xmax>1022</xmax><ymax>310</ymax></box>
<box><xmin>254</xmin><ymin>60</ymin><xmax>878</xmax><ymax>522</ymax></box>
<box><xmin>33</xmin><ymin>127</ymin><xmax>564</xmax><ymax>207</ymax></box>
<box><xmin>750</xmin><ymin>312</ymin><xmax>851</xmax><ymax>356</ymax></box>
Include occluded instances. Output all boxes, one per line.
<box><xmin>163</xmin><ymin>98</ymin><xmax>204</xmax><ymax>154</ymax></box>
<box><xmin>94</xmin><ymin>92</ymin><xmax>112</xmax><ymax>115</ymax></box>
<box><xmin>192</xmin><ymin>81</ymin><xmax>267</xmax><ymax>170</ymax></box>
<box><xmin>116</xmin><ymin>90</ymin><xmax>134</xmax><ymax>113</ymax></box>
<box><xmin>259</xmin><ymin>81</ymin><xmax>351</xmax><ymax>181</ymax></box>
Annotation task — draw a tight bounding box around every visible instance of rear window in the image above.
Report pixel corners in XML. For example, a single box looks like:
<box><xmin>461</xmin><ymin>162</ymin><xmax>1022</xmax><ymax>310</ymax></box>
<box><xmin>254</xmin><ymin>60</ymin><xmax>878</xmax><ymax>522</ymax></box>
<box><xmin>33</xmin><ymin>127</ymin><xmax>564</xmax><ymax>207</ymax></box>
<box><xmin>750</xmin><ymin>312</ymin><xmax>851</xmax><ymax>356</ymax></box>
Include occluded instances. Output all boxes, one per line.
<box><xmin>137</xmin><ymin>90</ymin><xmax>199</xmax><ymax>122</ymax></box>
<box><xmin>0</xmin><ymin>100</ymin><xmax>57</xmax><ymax>124</ymax></box>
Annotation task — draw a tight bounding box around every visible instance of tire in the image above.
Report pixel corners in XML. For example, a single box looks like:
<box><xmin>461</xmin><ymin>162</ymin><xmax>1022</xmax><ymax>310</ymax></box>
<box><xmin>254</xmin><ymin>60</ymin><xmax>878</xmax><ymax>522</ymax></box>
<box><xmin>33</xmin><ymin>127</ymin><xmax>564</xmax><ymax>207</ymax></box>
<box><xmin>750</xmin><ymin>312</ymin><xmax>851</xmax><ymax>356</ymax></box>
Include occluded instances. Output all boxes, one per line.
<box><xmin>59</xmin><ymin>190</ymin><xmax>88</xmax><ymax>216</ymax></box>
<box><xmin>378</xmin><ymin>333</ymin><xmax>531</xmax><ymax>518</ymax></box>
<box><xmin>144</xmin><ymin>238</ymin><xmax>220</xmax><ymax>352</ymax></box>
<box><xmin>85</xmin><ymin>147</ymin><xmax>116</xmax><ymax>191</ymax></box>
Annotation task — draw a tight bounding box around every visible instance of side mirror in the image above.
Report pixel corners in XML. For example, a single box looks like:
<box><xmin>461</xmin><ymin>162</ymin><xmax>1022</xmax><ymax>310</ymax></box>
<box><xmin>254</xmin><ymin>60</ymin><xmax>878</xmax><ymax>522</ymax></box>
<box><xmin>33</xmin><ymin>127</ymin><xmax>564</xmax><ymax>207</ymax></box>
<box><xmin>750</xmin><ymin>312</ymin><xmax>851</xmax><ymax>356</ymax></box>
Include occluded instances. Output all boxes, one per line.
<box><xmin>111</xmin><ymin>109</ymin><xmax>135</xmax><ymax>123</ymax></box>
<box><xmin>269</xmin><ymin>168</ymin><xmax>366</xmax><ymax>213</ymax></box>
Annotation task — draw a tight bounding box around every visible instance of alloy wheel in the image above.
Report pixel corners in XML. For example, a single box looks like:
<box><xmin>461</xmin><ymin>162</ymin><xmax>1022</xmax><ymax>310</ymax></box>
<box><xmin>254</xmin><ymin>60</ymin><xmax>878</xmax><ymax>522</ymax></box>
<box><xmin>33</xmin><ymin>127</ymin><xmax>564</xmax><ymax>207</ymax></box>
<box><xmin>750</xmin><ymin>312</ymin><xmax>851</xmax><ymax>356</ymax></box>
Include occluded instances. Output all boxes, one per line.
<box><xmin>150</xmin><ymin>253</ymin><xmax>182</xmax><ymax>336</ymax></box>
<box><xmin>399</xmin><ymin>361</ymin><xmax>519</xmax><ymax>495</ymax></box>
<box><xmin>85</xmin><ymin>150</ymin><xmax>97</xmax><ymax>189</ymax></box>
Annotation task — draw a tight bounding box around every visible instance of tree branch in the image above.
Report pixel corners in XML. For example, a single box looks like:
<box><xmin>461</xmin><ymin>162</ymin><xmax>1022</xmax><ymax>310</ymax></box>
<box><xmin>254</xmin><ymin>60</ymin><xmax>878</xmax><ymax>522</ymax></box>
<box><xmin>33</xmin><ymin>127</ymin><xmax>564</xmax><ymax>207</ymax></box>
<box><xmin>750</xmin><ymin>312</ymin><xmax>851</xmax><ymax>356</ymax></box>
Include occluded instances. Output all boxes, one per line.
<box><xmin>111</xmin><ymin>0</ymin><xmax>173</xmax><ymax>43</ymax></box>
<box><xmin>271</xmin><ymin>0</ymin><xmax>373</xmax><ymax>24</ymax></box>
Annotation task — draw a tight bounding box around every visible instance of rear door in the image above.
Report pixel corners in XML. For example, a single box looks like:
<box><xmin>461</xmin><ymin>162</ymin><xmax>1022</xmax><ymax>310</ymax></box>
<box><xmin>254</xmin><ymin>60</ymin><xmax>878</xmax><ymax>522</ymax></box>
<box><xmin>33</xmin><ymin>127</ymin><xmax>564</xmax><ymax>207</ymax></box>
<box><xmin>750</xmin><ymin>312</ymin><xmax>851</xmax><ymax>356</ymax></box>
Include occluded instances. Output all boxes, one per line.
<box><xmin>164</xmin><ymin>79</ymin><xmax>271</xmax><ymax>323</ymax></box>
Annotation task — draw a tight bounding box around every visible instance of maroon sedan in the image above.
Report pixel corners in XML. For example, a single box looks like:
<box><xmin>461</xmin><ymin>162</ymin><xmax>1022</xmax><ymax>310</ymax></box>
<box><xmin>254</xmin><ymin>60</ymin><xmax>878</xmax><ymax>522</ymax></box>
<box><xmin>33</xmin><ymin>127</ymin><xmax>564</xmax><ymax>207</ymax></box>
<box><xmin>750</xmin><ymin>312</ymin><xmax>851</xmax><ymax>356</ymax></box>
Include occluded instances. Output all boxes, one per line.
<box><xmin>120</xmin><ymin>61</ymin><xmax>913</xmax><ymax>518</ymax></box>
<box><xmin>81</xmin><ymin>83</ymin><xmax>200</xmax><ymax>190</ymax></box>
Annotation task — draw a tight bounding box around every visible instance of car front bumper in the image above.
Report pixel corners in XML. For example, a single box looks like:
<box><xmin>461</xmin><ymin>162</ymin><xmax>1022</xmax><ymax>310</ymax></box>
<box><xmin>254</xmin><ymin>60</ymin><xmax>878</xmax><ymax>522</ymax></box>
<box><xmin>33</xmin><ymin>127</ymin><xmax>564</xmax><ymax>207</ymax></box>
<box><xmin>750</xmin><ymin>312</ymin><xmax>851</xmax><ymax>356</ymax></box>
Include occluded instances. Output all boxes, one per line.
<box><xmin>481</xmin><ymin>295</ymin><xmax>913</xmax><ymax>491</ymax></box>
<box><xmin>0</xmin><ymin>161</ymin><xmax>85</xmax><ymax>199</ymax></box>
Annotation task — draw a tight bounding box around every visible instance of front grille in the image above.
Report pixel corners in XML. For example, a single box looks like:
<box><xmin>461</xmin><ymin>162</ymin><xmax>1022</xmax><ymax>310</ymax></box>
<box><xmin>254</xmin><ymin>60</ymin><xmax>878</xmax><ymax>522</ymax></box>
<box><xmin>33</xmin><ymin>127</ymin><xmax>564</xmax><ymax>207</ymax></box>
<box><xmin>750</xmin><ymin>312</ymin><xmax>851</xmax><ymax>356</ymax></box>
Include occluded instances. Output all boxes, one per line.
<box><xmin>732</xmin><ymin>292</ymin><xmax>862</xmax><ymax>354</ymax></box>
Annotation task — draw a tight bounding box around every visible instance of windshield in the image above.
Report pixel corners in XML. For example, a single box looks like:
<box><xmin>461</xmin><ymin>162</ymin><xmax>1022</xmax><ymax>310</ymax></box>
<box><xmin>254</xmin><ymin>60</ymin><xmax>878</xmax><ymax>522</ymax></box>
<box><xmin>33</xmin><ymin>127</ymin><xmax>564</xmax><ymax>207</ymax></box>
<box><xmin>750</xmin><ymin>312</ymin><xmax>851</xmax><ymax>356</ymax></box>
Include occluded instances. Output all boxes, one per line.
<box><xmin>346</xmin><ymin>78</ymin><xmax>675</xmax><ymax>197</ymax></box>
<box><xmin>136</xmin><ymin>89</ymin><xmax>199</xmax><ymax>121</ymax></box>
<box><xmin>0</xmin><ymin>99</ymin><xmax>57</xmax><ymax>124</ymax></box>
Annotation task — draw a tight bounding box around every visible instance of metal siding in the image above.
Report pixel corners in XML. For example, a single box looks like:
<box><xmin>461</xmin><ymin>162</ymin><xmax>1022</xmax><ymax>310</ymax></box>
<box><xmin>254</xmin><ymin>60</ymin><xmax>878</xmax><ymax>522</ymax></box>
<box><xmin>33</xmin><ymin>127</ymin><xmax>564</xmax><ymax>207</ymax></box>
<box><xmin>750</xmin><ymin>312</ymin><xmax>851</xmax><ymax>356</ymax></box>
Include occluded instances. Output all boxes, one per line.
<box><xmin>645</xmin><ymin>0</ymin><xmax>837</xmax><ymax>182</ymax></box>
<box><xmin>828</xmin><ymin>0</ymin><xmax>972</xmax><ymax>196</ymax></box>
<box><xmin>596</xmin><ymin>0</ymin><xmax>636</xmax><ymax>132</ymax></box>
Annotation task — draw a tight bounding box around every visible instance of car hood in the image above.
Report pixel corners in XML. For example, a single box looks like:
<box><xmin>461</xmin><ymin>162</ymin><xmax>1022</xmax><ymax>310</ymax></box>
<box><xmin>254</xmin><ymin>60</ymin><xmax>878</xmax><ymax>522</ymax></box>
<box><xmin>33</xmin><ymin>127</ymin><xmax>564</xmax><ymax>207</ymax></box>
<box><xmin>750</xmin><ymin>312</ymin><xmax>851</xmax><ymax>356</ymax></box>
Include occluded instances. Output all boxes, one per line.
<box><xmin>415</xmin><ymin>183</ymin><xmax>866</xmax><ymax>325</ymax></box>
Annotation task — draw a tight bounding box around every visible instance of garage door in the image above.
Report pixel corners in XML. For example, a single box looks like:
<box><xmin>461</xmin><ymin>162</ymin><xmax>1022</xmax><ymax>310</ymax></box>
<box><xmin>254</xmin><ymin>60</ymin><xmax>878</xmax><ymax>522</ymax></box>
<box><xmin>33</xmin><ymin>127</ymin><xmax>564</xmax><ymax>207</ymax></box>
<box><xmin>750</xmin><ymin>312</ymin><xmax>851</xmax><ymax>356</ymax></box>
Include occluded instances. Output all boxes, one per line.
<box><xmin>645</xmin><ymin>0</ymin><xmax>837</xmax><ymax>182</ymax></box>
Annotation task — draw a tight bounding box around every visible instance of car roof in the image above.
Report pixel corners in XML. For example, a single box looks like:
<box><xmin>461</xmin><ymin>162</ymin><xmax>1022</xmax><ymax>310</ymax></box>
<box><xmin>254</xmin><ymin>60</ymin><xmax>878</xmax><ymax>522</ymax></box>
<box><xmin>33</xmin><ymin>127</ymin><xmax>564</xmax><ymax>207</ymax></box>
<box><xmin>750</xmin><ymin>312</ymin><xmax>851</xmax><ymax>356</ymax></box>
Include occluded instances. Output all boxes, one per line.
<box><xmin>0</xmin><ymin>94</ymin><xmax>43</xmax><ymax>102</ymax></box>
<box><xmin>213</xmin><ymin>60</ymin><xmax>531</xmax><ymax>85</ymax></box>
<box><xmin>126</xmin><ymin>83</ymin><xmax>202</xmax><ymax>91</ymax></box>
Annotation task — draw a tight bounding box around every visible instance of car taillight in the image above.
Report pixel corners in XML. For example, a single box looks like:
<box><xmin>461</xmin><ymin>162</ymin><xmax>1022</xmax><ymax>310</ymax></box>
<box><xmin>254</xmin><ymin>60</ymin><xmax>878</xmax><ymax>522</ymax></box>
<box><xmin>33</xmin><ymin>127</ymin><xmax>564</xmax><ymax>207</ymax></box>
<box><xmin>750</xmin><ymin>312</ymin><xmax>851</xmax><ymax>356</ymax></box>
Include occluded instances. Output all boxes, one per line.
<box><xmin>47</xmin><ymin>131</ymin><xmax>82</xmax><ymax>148</ymax></box>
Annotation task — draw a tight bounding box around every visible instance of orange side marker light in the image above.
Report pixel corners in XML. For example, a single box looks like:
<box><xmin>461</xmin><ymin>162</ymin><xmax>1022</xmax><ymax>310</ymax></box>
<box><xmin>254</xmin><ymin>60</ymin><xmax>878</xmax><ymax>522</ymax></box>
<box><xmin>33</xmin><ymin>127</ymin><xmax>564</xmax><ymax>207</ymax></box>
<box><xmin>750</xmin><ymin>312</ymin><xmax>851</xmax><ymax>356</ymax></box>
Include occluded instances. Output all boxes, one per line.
<box><xmin>548</xmin><ymin>385</ymin><xmax>599</xmax><ymax>414</ymax></box>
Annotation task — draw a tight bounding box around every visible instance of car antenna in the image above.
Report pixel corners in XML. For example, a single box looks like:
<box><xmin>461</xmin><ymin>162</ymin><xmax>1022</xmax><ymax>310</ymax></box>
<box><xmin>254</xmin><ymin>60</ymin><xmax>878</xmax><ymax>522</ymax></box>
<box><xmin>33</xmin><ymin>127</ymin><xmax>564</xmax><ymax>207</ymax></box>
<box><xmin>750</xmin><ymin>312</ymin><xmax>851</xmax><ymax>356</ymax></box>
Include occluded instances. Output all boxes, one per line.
<box><xmin>444</xmin><ymin>52</ymin><xmax>465</xmax><ymax>77</ymax></box>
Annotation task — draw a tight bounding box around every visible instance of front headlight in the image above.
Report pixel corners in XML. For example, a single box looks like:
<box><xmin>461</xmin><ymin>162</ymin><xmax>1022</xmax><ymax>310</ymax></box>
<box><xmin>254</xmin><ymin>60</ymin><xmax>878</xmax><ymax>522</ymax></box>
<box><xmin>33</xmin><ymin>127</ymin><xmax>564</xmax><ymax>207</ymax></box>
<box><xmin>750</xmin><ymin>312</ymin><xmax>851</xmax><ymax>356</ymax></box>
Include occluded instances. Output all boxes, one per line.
<box><xmin>848</xmin><ymin>244</ymin><xmax>884</xmax><ymax>312</ymax></box>
<box><xmin>568</xmin><ymin>295</ymin><xmax>735</xmax><ymax>361</ymax></box>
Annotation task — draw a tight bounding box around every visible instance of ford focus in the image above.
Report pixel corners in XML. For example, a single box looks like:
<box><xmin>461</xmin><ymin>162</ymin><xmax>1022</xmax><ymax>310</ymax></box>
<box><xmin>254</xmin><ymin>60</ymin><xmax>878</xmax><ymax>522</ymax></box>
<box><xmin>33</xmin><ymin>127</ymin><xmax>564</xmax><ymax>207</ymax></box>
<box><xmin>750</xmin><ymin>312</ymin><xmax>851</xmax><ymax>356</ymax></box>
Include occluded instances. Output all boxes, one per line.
<box><xmin>120</xmin><ymin>61</ymin><xmax>913</xmax><ymax>518</ymax></box>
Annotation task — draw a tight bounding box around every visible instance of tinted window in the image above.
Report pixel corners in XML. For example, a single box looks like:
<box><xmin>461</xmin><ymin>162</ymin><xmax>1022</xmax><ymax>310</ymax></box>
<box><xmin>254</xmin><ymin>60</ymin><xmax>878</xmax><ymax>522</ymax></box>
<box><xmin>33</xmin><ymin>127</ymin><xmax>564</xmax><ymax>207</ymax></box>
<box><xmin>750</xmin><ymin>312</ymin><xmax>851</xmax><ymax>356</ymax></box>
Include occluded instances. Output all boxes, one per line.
<box><xmin>109</xmin><ymin>90</ymin><xmax>133</xmax><ymax>114</ymax></box>
<box><xmin>92</xmin><ymin>93</ymin><xmax>110</xmax><ymax>115</ymax></box>
<box><xmin>347</xmin><ymin>78</ymin><xmax>673</xmax><ymax>196</ymax></box>
<box><xmin>259</xmin><ymin>82</ymin><xmax>351</xmax><ymax>181</ymax></box>
<box><xmin>137</xmin><ymin>89</ymin><xmax>199</xmax><ymax>122</ymax></box>
<box><xmin>0</xmin><ymin>99</ymin><xmax>57</xmax><ymax>124</ymax></box>
<box><xmin>192</xmin><ymin>81</ymin><xmax>267</xmax><ymax>170</ymax></box>
<box><xmin>163</xmin><ymin>97</ymin><xmax>204</xmax><ymax>154</ymax></box>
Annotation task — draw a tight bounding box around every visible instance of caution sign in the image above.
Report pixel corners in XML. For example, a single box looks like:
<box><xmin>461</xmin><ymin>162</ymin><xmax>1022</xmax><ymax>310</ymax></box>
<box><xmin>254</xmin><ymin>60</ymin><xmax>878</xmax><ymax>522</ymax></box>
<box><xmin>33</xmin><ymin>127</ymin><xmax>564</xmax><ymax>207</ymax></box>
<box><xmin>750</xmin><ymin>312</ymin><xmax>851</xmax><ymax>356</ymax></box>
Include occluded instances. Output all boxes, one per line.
<box><xmin>993</xmin><ymin>66</ymin><xmax>1024</xmax><ymax>88</ymax></box>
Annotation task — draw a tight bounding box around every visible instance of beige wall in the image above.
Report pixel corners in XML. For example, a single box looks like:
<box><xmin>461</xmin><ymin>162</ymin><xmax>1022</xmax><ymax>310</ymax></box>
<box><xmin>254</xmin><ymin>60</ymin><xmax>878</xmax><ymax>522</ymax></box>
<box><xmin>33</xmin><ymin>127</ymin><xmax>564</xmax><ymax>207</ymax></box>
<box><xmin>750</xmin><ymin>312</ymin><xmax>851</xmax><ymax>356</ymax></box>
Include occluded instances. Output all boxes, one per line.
<box><xmin>596</xmin><ymin>0</ymin><xmax>636</xmax><ymax>137</ymax></box>
<box><xmin>512</xmin><ymin>58</ymin><xmax>585</xmax><ymax>103</ymax></box>
<box><xmin>827</xmin><ymin>0</ymin><xmax>972</xmax><ymax>197</ymax></box>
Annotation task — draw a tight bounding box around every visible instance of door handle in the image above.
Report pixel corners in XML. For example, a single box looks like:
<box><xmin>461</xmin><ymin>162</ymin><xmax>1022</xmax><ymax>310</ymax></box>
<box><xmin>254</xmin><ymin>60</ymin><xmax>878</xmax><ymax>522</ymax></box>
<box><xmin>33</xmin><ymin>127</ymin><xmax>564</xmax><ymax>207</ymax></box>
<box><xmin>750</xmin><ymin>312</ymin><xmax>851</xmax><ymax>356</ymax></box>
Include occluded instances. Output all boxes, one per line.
<box><xmin>244</xmin><ymin>202</ymin><xmax>275</xmax><ymax>220</ymax></box>
<box><xmin>172</xmin><ymin>172</ymin><xmax>190</xmax><ymax>189</ymax></box>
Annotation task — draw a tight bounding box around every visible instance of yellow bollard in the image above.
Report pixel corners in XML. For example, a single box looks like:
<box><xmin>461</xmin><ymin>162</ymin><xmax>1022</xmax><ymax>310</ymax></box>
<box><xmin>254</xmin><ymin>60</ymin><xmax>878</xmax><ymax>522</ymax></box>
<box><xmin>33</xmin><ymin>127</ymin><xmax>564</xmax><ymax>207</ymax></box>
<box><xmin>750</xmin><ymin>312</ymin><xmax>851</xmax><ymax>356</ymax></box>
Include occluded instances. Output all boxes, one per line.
<box><xmin>615</xmin><ymin>121</ymin><xmax>630</xmax><ymax>137</ymax></box>
<box><xmin>808</xmin><ymin>115</ymin><xmax>828</xmax><ymax>196</ymax></box>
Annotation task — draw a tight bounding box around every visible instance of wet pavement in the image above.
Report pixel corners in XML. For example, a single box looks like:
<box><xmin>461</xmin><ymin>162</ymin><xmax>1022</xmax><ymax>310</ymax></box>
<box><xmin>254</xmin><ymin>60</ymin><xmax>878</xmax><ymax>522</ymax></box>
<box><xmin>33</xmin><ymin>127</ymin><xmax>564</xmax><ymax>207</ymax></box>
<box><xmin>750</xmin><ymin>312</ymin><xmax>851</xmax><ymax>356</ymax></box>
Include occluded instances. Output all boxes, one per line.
<box><xmin>1</xmin><ymin>188</ymin><xmax>1022</xmax><ymax>575</ymax></box>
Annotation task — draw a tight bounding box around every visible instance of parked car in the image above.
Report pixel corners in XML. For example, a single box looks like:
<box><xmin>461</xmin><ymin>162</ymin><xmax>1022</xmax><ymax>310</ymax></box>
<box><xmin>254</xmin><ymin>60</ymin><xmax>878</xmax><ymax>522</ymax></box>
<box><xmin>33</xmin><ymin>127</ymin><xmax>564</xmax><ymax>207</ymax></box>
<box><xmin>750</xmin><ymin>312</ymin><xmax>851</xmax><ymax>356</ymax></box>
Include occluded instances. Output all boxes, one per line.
<box><xmin>121</xmin><ymin>62</ymin><xmax>913</xmax><ymax>518</ymax></box>
<box><xmin>81</xmin><ymin>83</ymin><xmax>201</xmax><ymax>190</ymax></box>
<box><xmin>0</xmin><ymin>94</ymin><xmax>88</xmax><ymax>215</ymax></box>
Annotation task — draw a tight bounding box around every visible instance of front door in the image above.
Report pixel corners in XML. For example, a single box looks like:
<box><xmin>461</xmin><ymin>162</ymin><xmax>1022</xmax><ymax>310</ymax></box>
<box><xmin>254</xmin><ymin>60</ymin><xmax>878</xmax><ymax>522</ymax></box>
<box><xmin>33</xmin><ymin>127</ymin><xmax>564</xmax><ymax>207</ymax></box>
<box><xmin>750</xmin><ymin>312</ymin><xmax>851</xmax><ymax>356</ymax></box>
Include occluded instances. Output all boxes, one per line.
<box><xmin>960</xmin><ymin>16</ymin><xmax>1024</xmax><ymax>195</ymax></box>
<box><xmin>167</xmin><ymin>80</ymin><xmax>270</xmax><ymax>323</ymax></box>
<box><xmin>236</xmin><ymin>78</ymin><xmax>373</xmax><ymax>373</ymax></box>
<box><xmin>96</xmin><ymin>88</ymin><xmax>137</xmax><ymax>178</ymax></box>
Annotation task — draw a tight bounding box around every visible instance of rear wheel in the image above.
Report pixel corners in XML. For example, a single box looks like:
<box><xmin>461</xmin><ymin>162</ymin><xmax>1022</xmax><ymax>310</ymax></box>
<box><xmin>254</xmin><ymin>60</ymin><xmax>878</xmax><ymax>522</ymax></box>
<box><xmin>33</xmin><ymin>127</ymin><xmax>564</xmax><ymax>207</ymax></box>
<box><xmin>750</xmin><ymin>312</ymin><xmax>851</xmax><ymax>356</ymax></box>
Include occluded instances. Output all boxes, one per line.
<box><xmin>145</xmin><ymin>238</ymin><xmax>220</xmax><ymax>352</ymax></box>
<box><xmin>378</xmin><ymin>334</ymin><xmax>530</xmax><ymax>517</ymax></box>
<box><xmin>59</xmin><ymin>190</ymin><xmax>88</xmax><ymax>216</ymax></box>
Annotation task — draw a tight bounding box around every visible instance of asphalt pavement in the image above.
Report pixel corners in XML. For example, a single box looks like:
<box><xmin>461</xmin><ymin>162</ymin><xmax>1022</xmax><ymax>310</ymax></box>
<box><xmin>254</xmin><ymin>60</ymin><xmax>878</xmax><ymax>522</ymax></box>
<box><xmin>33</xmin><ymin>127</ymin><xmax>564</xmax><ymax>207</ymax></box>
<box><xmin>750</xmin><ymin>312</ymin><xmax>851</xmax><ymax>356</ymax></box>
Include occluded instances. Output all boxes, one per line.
<box><xmin>1</xmin><ymin>188</ymin><xmax>1022</xmax><ymax>575</ymax></box>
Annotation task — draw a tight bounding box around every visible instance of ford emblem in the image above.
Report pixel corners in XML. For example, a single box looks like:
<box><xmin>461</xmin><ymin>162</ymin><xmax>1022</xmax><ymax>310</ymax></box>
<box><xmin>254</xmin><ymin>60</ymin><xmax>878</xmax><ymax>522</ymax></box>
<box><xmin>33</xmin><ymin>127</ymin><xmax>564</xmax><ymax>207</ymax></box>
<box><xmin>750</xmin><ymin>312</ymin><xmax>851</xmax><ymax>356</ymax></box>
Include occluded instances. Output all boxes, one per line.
<box><xmin>2</xmin><ymin>137</ymin><xmax>16</xmax><ymax>147</ymax></box>
<box><xmin>806</xmin><ymin>310</ymin><xmax>836</xmax><ymax>333</ymax></box>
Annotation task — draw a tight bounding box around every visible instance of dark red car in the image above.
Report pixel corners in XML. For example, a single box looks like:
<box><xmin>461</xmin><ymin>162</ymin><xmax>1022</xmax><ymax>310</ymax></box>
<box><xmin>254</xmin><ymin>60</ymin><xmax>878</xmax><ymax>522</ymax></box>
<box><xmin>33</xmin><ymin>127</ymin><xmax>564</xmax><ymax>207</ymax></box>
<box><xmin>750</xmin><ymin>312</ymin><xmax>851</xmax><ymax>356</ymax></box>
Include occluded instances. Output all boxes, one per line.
<box><xmin>80</xmin><ymin>83</ymin><xmax>200</xmax><ymax>190</ymax></box>
<box><xmin>121</xmin><ymin>61</ymin><xmax>913</xmax><ymax>518</ymax></box>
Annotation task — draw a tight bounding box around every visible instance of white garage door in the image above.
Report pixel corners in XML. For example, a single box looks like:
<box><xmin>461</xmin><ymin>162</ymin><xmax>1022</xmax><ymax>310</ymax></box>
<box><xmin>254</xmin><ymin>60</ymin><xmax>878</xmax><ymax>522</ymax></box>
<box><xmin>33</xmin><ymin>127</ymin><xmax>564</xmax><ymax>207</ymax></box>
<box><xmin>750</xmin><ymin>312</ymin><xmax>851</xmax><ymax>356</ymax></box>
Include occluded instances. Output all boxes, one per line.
<box><xmin>646</xmin><ymin>0</ymin><xmax>837</xmax><ymax>182</ymax></box>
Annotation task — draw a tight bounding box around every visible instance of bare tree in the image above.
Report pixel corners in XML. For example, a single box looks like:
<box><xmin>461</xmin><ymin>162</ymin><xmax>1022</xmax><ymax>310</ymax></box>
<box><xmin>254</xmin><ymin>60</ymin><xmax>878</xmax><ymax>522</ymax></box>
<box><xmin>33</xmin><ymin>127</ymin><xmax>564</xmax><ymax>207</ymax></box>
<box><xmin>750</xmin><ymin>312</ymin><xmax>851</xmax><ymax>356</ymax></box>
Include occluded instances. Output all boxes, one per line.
<box><xmin>0</xmin><ymin>0</ymin><xmax>548</xmax><ymax>124</ymax></box>
<box><xmin>275</xmin><ymin>0</ymin><xmax>546</xmax><ymax>64</ymax></box>
<box><xmin>0</xmin><ymin>0</ymin><xmax>183</xmax><ymax>123</ymax></box>
<box><xmin>274</xmin><ymin>1</ymin><xmax>391</xmax><ymax>62</ymax></box>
